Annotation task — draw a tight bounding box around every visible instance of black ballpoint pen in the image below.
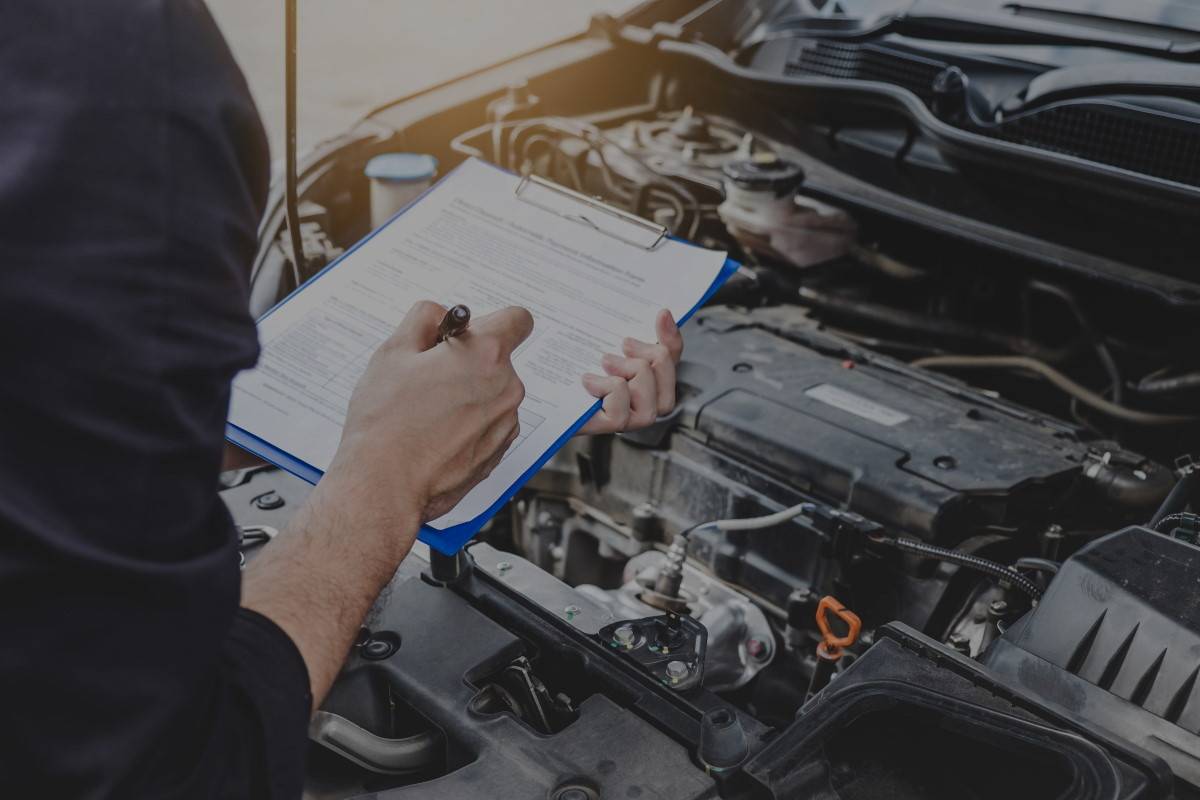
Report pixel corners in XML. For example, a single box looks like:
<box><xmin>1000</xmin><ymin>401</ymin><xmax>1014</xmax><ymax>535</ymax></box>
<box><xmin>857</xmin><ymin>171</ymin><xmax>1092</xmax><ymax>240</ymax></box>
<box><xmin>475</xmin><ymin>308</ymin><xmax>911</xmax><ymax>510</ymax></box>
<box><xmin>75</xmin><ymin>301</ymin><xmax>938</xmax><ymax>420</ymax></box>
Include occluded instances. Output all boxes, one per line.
<box><xmin>436</xmin><ymin>304</ymin><xmax>471</xmax><ymax>343</ymax></box>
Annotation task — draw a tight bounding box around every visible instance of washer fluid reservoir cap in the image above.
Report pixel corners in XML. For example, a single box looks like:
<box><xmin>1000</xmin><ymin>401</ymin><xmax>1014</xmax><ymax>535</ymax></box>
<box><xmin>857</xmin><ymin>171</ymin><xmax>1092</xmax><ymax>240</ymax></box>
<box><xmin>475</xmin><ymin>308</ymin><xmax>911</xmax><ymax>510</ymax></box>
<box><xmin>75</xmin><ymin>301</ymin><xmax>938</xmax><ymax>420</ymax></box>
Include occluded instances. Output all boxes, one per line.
<box><xmin>365</xmin><ymin>153</ymin><xmax>438</xmax><ymax>184</ymax></box>
<box><xmin>722</xmin><ymin>154</ymin><xmax>804</xmax><ymax>196</ymax></box>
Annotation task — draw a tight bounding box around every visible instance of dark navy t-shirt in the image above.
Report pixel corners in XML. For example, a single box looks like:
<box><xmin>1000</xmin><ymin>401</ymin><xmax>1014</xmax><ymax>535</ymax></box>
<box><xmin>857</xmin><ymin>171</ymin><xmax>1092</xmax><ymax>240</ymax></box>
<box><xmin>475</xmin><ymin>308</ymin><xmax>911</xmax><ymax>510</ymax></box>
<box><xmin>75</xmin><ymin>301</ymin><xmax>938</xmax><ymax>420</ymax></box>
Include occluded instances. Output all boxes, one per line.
<box><xmin>0</xmin><ymin>2</ymin><xmax>311</xmax><ymax>796</ymax></box>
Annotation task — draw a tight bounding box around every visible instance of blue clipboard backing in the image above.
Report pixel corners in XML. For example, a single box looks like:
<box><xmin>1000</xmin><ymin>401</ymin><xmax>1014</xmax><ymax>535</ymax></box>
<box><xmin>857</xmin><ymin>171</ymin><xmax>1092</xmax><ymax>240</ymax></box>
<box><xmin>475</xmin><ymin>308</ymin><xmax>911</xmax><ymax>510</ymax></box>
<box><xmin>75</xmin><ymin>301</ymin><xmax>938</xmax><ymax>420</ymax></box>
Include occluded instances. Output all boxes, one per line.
<box><xmin>226</xmin><ymin>160</ymin><xmax>741</xmax><ymax>554</ymax></box>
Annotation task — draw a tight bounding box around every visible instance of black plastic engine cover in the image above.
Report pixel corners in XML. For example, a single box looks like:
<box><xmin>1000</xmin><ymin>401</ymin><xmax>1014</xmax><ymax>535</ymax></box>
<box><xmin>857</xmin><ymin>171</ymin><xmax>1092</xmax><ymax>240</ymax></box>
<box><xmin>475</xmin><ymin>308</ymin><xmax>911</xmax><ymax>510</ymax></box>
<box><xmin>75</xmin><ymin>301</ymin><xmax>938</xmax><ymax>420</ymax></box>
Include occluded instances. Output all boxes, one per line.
<box><xmin>746</xmin><ymin>623</ymin><xmax>1173</xmax><ymax>799</ymax></box>
<box><xmin>671</xmin><ymin>306</ymin><xmax>1097</xmax><ymax>542</ymax></box>
<box><xmin>986</xmin><ymin>526</ymin><xmax>1200</xmax><ymax>787</ymax></box>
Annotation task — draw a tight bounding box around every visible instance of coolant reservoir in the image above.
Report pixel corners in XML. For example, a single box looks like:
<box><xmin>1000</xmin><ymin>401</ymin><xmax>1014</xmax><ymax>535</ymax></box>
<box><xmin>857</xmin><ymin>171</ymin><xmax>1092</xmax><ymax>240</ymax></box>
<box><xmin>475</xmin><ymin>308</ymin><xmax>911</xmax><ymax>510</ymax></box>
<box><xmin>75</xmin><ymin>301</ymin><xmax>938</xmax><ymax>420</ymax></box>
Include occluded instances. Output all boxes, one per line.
<box><xmin>718</xmin><ymin>154</ymin><xmax>856</xmax><ymax>267</ymax></box>
<box><xmin>365</xmin><ymin>153</ymin><xmax>438</xmax><ymax>230</ymax></box>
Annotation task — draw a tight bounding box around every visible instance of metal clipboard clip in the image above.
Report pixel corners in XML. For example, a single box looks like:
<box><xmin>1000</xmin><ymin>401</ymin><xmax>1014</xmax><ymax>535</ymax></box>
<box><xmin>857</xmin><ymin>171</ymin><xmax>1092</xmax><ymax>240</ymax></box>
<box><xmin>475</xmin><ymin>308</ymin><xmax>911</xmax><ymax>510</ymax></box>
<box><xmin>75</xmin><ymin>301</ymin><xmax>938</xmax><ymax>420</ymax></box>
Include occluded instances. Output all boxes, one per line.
<box><xmin>515</xmin><ymin>173</ymin><xmax>669</xmax><ymax>252</ymax></box>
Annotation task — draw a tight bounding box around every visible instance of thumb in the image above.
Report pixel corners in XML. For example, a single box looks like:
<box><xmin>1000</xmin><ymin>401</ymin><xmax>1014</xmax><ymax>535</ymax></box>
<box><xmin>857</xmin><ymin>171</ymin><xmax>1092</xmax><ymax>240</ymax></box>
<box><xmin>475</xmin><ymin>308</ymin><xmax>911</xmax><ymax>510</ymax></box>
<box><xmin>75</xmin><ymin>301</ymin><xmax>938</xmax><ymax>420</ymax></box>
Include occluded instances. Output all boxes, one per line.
<box><xmin>655</xmin><ymin>308</ymin><xmax>683</xmax><ymax>361</ymax></box>
<box><xmin>390</xmin><ymin>300</ymin><xmax>447</xmax><ymax>352</ymax></box>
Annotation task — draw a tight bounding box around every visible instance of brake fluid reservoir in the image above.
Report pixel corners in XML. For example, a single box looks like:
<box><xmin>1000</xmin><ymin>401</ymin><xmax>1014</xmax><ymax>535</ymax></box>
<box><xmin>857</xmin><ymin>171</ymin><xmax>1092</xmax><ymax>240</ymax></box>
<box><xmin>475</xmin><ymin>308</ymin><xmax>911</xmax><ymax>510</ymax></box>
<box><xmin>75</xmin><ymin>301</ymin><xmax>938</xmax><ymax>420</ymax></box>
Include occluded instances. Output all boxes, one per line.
<box><xmin>365</xmin><ymin>153</ymin><xmax>438</xmax><ymax>230</ymax></box>
<box><xmin>718</xmin><ymin>154</ymin><xmax>856</xmax><ymax>268</ymax></box>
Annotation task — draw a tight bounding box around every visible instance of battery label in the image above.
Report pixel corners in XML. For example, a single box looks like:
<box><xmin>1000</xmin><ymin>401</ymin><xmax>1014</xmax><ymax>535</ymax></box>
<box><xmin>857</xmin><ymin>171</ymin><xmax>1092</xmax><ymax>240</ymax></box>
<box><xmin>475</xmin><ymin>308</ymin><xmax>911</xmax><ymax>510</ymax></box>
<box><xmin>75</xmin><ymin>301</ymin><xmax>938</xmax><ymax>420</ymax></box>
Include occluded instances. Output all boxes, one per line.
<box><xmin>804</xmin><ymin>384</ymin><xmax>910</xmax><ymax>427</ymax></box>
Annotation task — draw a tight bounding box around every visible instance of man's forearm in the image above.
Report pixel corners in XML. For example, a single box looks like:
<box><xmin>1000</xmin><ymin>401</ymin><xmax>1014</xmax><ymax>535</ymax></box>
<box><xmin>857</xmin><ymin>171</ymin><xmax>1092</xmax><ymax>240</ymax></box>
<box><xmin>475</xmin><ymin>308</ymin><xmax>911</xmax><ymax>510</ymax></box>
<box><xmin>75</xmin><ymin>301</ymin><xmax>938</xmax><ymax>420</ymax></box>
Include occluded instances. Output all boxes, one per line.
<box><xmin>240</xmin><ymin>469</ymin><xmax>418</xmax><ymax>707</ymax></box>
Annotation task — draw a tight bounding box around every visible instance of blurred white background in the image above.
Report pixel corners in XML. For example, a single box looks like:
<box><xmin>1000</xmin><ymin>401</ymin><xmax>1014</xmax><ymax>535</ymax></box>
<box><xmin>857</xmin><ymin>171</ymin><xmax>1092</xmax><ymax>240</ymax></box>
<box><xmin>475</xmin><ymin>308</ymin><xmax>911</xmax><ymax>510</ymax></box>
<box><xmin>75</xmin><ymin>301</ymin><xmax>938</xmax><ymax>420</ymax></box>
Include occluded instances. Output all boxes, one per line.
<box><xmin>206</xmin><ymin>0</ymin><xmax>638</xmax><ymax>154</ymax></box>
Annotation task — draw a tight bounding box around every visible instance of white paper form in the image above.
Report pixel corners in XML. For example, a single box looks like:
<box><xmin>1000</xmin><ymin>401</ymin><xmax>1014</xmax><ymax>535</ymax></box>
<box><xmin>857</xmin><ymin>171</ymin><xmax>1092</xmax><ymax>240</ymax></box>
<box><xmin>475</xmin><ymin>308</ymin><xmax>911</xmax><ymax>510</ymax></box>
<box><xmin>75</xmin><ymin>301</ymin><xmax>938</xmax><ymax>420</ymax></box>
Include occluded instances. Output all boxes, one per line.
<box><xmin>228</xmin><ymin>158</ymin><xmax>727</xmax><ymax>530</ymax></box>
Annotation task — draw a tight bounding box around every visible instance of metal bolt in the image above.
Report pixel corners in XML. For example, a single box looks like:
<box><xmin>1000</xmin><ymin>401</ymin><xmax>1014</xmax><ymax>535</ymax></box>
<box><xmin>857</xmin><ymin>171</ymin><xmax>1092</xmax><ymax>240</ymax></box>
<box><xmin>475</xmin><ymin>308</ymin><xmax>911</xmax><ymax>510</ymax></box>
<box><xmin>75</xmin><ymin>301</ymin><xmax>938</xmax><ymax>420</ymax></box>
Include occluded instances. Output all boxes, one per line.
<box><xmin>666</xmin><ymin>660</ymin><xmax>689</xmax><ymax>681</ymax></box>
<box><xmin>563</xmin><ymin>605</ymin><xmax>582</xmax><ymax>621</ymax></box>
<box><xmin>553</xmin><ymin>789</ymin><xmax>591</xmax><ymax>800</ymax></box>
<box><xmin>252</xmin><ymin>490</ymin><xmax>285</xmax><ymax>510</ymax></box>
<box><xmin>364</xmin><ymin>640</ymin><xmax>392</xmax><ymax>659</ymax></box>
<box><xmin>989</xmin><ymin>599</ymin><xmax>1009</xmax><ymax>617</ymax></box>
<box><xmin>614</xmin><ymin>624</ymin><xmax>636</xmax><ymax>647</ymax></box>
<box><xmin>360</xmin><ymin>635</ymin><xmax>400</xmax><ymax>661</ymax></box>
<box><xmin>947</xmin><ymin>633</ymin><xmax>971</xmax><ymax>654</ymax></box>
<box><xmin>496</xmin><ymin>561</ymin><xmax>513</xmax><ymax>573</ymax></box>
<box><xmin>933</xmin><ymin>455</ymin><xmax>957</xmax><ymax>470</ymax></box>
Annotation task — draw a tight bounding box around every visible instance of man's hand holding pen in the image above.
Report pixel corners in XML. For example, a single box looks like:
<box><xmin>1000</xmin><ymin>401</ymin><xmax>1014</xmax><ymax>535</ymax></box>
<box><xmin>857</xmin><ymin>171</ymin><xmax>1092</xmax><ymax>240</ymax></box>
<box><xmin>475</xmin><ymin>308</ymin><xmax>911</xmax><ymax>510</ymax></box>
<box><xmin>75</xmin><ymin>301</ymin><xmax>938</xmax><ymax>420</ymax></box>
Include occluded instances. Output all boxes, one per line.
<box><xmin>323</xmin><ymin>300</ymin><xmax>681</xmax><ymax>543</ymax></box>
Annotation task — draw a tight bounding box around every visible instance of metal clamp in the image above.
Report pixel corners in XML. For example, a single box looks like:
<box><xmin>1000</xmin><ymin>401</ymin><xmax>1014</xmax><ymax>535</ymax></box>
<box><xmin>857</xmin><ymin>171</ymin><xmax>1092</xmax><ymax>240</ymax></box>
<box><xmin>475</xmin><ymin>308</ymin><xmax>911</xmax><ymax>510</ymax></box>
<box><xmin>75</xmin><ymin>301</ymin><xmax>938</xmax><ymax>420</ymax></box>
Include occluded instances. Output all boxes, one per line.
<box><xmin>515</xmin><ymin>173</ymin><xmax>668</xmax><ymax>251</ymax></box>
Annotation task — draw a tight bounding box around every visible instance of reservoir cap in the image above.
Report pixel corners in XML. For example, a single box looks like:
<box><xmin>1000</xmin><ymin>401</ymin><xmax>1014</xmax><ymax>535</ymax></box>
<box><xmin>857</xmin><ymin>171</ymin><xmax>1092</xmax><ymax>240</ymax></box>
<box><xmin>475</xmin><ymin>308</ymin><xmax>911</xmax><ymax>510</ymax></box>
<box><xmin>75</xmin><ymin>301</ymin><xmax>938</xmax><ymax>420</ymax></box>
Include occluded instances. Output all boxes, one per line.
<box><xmin>722</xmin><ymin>154</ymin><xmax>804</xmax><ymax>196</ymax></box>
<box><xmin>365</xmin><ymin>153</ymin><xmax>438</xmax><ymax>184</ymax></box>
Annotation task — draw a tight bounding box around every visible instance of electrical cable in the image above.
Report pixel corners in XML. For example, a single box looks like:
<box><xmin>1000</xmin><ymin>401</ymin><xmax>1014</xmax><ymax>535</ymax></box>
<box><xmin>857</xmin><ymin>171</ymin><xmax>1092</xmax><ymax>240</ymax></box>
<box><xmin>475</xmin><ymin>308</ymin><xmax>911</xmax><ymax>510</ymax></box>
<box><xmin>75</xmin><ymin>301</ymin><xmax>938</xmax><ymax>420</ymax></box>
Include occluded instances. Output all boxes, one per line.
<box><xmin>663</xmin><ymin>500</ymin><xmax>816</xmax><ymax>560</ymax></box>
<box><xmin>283</xmin><ymin>0</ymin><xmax>304</xmax><ymax>290</ymax></box>
<box><xmin>912</xmin><ymin>354</ymin><xmax>1199</xmax><ymax>426</ymax></box>
<box><xmin>1153</xmin><ymin>512</ymin><xmax>1197</xmax><ymax>533</ymax></box>
<box><xmin>674</xmin><ymin>502</ymin><xmax>1044</xmax><ymax>601</ymax></box>
<box><xmin>652</xmin><ymin>503</ymin><xmax>816</xmax><ymax>600</ymax></box>
<box><xmin>1149</xmin><ymin>468</ymin><xmax>1200</xmax><ymax>529</ymax></box>
<box><xmin>708</xmin><ymin>502</ymin><xmax>816</xmax><ymax>532</ymax></box>
<box><xmin>1025</xmin><ymin>280</ymin><xmax>1123</xmax><ymax>404</ymax></box>
<box><xmin>885</xmin><ymin>537</ymin><xmax>1044</xmax><ymax>601</ymax></box>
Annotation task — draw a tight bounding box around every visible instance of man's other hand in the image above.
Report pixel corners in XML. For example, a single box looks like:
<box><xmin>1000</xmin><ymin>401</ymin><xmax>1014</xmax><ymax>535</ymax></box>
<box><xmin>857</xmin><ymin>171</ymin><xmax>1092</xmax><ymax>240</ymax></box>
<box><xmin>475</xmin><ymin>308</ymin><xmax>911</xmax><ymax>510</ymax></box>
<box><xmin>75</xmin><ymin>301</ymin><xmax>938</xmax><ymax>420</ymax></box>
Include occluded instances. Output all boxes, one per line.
<box><xmin>579</xmin><ymin>309</ymin><xmax>683</xmax><ymax>435</ymax></box>
<box><xmin>328</xmin><ymin>301</ymin><xmax>533</xmax><ymax>528</ymax></box>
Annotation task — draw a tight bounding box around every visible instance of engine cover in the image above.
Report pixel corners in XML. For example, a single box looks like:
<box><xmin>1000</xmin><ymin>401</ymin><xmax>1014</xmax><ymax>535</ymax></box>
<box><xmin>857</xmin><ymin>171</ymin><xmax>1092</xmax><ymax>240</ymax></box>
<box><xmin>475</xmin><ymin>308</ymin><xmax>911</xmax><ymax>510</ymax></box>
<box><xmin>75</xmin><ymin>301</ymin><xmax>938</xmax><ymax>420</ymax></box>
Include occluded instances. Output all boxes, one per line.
<box><xmin>672</xmin><ymin>306</ymin><xmax>1095</xmax><ymax>541</ymax></box>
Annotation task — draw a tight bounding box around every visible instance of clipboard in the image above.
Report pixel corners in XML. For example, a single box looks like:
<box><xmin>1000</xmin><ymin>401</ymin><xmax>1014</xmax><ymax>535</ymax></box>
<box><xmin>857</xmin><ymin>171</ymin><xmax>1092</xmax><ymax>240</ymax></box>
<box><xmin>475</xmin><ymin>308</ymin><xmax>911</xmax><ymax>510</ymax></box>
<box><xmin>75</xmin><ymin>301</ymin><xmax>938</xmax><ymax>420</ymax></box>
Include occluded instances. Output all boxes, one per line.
<box><xmin>514</xmin><ymin>173</ymin><xmax>669</xmax><ymax>251</ymax></box>
<box><xmin>227</xmin><ymin>159</ymin><xmax>740</xmax><ymax>554</ymax></box>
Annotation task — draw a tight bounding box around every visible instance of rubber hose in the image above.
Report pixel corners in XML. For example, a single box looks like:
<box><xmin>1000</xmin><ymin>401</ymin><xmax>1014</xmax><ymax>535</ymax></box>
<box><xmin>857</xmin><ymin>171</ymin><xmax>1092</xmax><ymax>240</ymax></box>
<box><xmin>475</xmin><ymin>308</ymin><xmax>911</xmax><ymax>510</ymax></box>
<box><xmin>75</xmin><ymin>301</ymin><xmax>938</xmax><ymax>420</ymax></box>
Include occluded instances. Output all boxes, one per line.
<box><xmin>891</xmin><ymin>538</ymin><xmax>1044</xmax><ymax>600</ymax></box>
<box><xmin>913</xmin><ymin>355</ymin><xmax>1198</xmax><ymax>426</ymax></box>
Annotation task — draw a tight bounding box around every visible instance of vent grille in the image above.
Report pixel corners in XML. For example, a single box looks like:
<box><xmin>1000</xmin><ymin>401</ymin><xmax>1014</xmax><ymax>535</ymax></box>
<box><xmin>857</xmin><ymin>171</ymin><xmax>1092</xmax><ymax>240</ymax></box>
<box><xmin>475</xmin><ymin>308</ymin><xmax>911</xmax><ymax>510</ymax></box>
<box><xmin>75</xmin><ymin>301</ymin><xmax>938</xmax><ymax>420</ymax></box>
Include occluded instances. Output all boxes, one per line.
<box><xmin>783</xmin><ymin>40</ymin><xmax>1200</xmax><ymax>188</ymax></box>
<box><xmin>784</xmin><ymin>40</ymin><xmax>947</xmax><ymax>101</ymax></box>
<box><xmin>990</xmin><ymin>103</ymin><xmax>1200</xmax><ymax>187</ymax></box>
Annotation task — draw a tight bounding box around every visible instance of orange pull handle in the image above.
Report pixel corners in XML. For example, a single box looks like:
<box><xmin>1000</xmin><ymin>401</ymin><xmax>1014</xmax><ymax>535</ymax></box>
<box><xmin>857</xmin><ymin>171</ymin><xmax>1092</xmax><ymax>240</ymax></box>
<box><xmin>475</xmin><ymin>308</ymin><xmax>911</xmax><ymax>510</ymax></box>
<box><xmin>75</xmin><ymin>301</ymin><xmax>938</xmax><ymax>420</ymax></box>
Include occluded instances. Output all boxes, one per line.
<box><xmin>815</xmin><ymin>595</ymin><xmax>862</xmax><ymax>660</ymax></box>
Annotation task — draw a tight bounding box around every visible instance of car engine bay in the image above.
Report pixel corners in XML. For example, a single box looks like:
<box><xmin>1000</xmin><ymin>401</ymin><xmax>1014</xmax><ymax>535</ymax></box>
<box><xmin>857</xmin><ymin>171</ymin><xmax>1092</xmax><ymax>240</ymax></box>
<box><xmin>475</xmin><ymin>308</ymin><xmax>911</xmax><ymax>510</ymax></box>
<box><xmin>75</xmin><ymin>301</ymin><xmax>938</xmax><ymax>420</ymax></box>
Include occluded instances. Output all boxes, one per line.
<box><xmin>226</xmin><ymin>2</ymin><xmax>1200</xmax><ymax>797</ymax></box>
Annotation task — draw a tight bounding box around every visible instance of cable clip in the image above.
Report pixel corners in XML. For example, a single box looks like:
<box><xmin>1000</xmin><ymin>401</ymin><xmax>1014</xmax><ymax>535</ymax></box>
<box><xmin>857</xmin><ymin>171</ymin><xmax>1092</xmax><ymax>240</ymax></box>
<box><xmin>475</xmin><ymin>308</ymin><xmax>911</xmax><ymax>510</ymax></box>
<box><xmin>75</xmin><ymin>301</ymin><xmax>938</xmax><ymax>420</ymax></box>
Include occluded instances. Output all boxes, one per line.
<box><xmin>815</xmin><ymin>595</ymin><xmax>862</xmax><ymax>661</ymax></box>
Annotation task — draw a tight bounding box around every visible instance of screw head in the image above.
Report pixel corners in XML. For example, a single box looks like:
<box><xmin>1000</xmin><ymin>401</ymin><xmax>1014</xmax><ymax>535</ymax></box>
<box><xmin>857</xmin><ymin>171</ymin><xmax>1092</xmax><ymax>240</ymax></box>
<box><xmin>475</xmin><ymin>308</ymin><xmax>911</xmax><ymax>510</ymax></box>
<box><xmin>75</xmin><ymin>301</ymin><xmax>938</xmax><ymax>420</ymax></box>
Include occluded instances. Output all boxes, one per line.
<box><xmin>666</xmin><ymin>660</ymin><xmax>689</xmax><ymax>681</ymax></box>
<box><xmin>989</xmin><ymin>599</ymin><xmax>1009</xmax><ymax>616</ymax></box>
<box><xmin>496</xmin><ymin>561</ymin><xmax>512</xmax><ymax>573</ymax></box>
<box><xmin>563</xmin><ymin>605</ymin><xmax>582</xmax><ymax>621</ymax></box>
